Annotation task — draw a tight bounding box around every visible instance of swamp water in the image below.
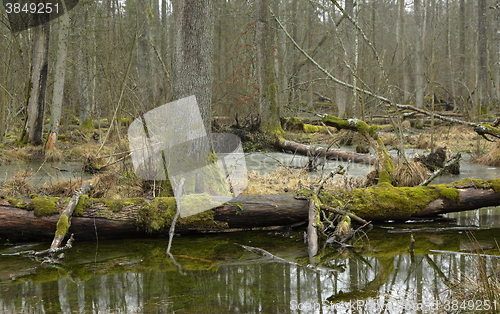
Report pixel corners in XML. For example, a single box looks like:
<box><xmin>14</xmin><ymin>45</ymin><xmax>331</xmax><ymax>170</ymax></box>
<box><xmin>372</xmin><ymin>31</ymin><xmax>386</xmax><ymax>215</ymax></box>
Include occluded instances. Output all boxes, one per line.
<box><xmin>1</xmin><ymin>153</ymin><xmax>500</xmax><ymax>313</ymax></box>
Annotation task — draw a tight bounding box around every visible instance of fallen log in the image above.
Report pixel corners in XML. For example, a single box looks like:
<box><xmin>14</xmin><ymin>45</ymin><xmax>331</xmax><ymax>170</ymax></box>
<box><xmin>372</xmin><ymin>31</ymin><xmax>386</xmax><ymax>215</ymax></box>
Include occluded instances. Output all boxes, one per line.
<box><xmin>0</xmin><ymin>194</ymin><xmax>309</xmax><ymax>241</ymax></box>
<box><xmin>1</xmin><ymin>179</ymin><xmax>500</xmax><ymax>241</ymax></box>
<box><xmin>277</xmin><ymin>138</ymin><xmax>378</xmax><ymax>165</ymax></box>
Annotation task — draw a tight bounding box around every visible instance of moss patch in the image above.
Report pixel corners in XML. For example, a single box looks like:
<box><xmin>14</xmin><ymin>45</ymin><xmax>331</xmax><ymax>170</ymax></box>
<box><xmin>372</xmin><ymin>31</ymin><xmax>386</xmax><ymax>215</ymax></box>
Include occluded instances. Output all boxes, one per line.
<box><xmin>281</xmin><ymin>117</ymin><xmax>304</xmax><ymax>131</ymax></box>
<box><xmin>28</xmin><ymin>195</ymin><xmax>60</xmax><ymax>217</ymax></box>
<box><xmin>74</xmin><ymin>195</ymin><xmax>89</xmax><ymax>216</ymax></box>
<box><xmin>6</xmin><ymin>197</ymin><xmax>28</xmax><ymax>209</ymax></box>
<box><xmin>80</xmin><ymin>119</ymin><xmax>94</xmax><ymax>131</ymax></box>
<box><xmin>320</xmin><ymin>184</ymin><xmax>461</xmax><ymax>220</ymax></box>
<box><xmin>55</xmin><ymin>215</ymin><xmax>69</xmax><ymax>237</ymax></box>
<box><xmin>136</xmin><ymin>196</ymin><xmax>228</xmax><ymax>233</ymax></box>
<box><xmin>103</xmin><ymin>198</ymin><xmax>144</xmax><ymax>212</ymax></box>
<box><xmin>303</xmin><ymin>124</ymin><xmax>324</xmax><ymax>133</ymax></box>
<box><xmin>451</xmin><ymin>178</ymin><xmax>500</xmax><ymax>193</ymax></box>
<box><xmin>136</xmin><ymin>197</ymin><xmax>176</xmax><ymax>233</ymax></box>
<box><xmin>436</xmin><ymin>184</ymin><xmax>460</xmax><ymax>200</ymax></box>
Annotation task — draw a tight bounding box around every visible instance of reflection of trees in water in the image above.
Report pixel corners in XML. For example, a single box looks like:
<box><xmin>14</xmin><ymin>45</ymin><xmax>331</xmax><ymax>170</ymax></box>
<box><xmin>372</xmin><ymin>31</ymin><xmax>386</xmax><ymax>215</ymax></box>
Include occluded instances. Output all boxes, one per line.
<box><xmin>0</xmin><ymin>253</ymin><xmax>497</xmax><ymax>313</ymax></box>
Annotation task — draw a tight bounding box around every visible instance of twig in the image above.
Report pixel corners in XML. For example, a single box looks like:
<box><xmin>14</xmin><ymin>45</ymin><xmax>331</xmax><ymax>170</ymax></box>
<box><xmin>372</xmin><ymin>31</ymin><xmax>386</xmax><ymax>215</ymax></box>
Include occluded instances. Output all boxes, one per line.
<box><xmin>30</xmin><ymin>182</ymin><xmax>92</xmax><ymax>262</ymax></box>
<box><xmin>270</xmin><ymin>9</ymin><xmax>392</xmax><ymax>105</ymax></box>
<box><xmin>31</xmin><ymin>234</ymin><xmax>75</xmax><ymax>258</ymax></box>
<box><xmin>315</xmin><ymin>165</ymin><xmax>345</xmax><ymax>194</ymax></box>
<box><xmin>97</xmin><ymin>34</ymin><xmax>137</xmax><ymax>154</ymax></box>
<box><xmin>320</xmin><ymin>204</ymin><xmax>372</xmax><ymax>228</ymax></box>
<box><xmin>272</xmin><ymin>8</ymin><xmax>500</xmax><ymax>142</ymax></box>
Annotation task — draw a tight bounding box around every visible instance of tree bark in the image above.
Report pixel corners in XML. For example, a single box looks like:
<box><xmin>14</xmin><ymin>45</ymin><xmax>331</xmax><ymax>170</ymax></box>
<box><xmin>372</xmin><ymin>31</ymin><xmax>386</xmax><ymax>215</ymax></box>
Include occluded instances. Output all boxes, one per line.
<box><xmin>477</xmin><ymin>0</ymin><xmax>488</xmax><ymax>114</ymax></box>
<box><xmin>46</xmin><ymin>4</ymin><xmax>70</xmax><ymax>151</ymax></box>
<box><xmin>256</xmin><ymin>0</ymin><xmax>283</xmax><ymax>135</ymax></box>
<box><xmin>25</xmin><ymin>21</ymin><xmax>50</xmax><ymax>146</ymax></box>
<box><xmin>172</xmin><ymin>0</ymin><xmax>213</xmax><ymax>131</ymax></box>
<box><xmin>414</xmin><ymin>0</ymin><xmax>425</xmax><ymax>109</ymax></box>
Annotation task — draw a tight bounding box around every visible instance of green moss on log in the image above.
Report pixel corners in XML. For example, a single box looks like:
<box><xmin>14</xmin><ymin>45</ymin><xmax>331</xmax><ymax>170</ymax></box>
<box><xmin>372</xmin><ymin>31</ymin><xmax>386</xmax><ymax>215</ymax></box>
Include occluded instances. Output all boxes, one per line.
<box><xmin>451</xmin><ymin>178</ymin><xmax>500</xmax><ymax>193</ymax></box>
<box><xmin>74</xmin><ymin>195</ymin><xmax>89</xmax><ymax>216</ymax></box>
<box><xmin>281</xmin><ymin>117</ymin><xmax>304</xmax><ymax>131</ymax></box>
<box><xmin>322</xmin><ymin>116</ymin><xmax>377</xmax><ymax>138</ymax></box>
<box><xmin>136</xmin><ymin>196</ymin><xmax>228</xmax><ymax>233</ymax></box>
<box><xmin>320</xmin><ymin>183</ymin><xmax>462</xmax><ymax>220</ymax></box>
<box><xmin>6</xmin><ymin>197</ymin><xmax>28</xmax><ymax>208</ymax></box>
<box><xmin>28</xmin><ymin>195</ymin><xmax>60</xmax><ymax>217</ymax></box>
<box><xmin>104</xmin><ymin>198</ymin><xmax>144</xmax><ymax>212</ymax></box>
<box><xmin>303</xmin><ymin>124</ymin><xmax>324</xmax><ymax>133</ymax></box>
<box><xmin>55</xmin><ymin>214</ymin><xmax>69</xmax><ymax>237</ymax></box>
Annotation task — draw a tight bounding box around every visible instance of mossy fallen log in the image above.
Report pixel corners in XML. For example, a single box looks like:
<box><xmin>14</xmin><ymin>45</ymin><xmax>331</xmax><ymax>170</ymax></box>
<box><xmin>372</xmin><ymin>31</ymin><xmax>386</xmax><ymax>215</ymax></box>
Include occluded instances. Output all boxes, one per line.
<box><xmin>0</xmin><ymin>194</ymin><xmax>309</xmax><ymax>241</ymax></box>
<box><xmin>1</xmin><ymin>179</ymin><xmax>500</xmax><ymax>241</ymax></box>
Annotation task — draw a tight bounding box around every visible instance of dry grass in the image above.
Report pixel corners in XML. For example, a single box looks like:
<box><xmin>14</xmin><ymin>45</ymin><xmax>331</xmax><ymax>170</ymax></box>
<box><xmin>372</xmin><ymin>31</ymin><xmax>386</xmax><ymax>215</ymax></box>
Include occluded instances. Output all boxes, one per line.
<box><xmin>414</xmin><ymin>125</ymin><xmax>489</xmax><ymax>152</ymax></box>
<box><xmin>44</xmin><ymin>148</ymin><xmax>65</xmax><ymax>162</ymax></box>
<box><xmin>0</xmin><ymin>147</ymin><xmax>32</xmax><ymax>162</ymax></box>
<box><xmin>243</xmin><ymin>167</ymin><xmax>365</xmax><ymax>195</ymax></box>
<box><xmin>40</xmin><ymin>178</ymin><xmax>84</xmax><ymax>197</ymax></box>
<box><xmin>393</xmin><ymin>159</ymin><xmax>429</xmax><ymax>187</ymax></box>
<box><xmin>446</xmin><ymin>234</ymin><xmax>500</xmax><ymax>314</ymax></box>
<box><xmin>474</xmin><ymin>142</ymin><xmax>500</xmax><ymax>166</ymax></box>
<box><xmin>0</xmin><ymin>171</ymin><xmax>35</xmax><ymax>198</ymax></box>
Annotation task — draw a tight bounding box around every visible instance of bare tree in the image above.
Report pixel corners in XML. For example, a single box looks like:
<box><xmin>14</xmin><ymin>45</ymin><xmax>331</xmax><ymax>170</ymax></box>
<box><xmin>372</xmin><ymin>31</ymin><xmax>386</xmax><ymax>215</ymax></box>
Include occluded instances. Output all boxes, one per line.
<box><xmin>397</xmin><ymin>0</ymin><xmax>410</xmax><ymax>103</ymax></box>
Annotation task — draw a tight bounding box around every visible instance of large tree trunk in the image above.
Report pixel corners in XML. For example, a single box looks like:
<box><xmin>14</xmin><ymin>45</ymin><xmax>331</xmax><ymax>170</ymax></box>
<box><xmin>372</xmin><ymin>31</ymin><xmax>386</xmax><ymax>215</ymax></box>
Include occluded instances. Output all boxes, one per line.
<box><xmin>172</xmin><ymin>0</ymin><xmax>213</xmax><ymax>131</ymax></box>
<box><xmin>25</xmin><ymin>21</ymin><xmax>50</xmax><ymax>146</ymax></box>
<box><xmin>2</xmin><ymin>181</ymin><xmax>500</xmax><ymax>241</ymax></box>
<box><xmin>45</xmin><ymin>5</ymin><xmax>70</xmax><ymax>151</ymax></box>
<box><xmin>414</xmin><ymin>0</ymin><xmax>425</xmax><ymax>109</ymax></box>
<box><xmin>255</xmin><ymin>0</ymin><xmax>283</xmax><ymax>135</ymax></box>
<box><xmin>477</xmin><ymin>0</ymin><xmax>489</xmax><ymax>115</ymax></box>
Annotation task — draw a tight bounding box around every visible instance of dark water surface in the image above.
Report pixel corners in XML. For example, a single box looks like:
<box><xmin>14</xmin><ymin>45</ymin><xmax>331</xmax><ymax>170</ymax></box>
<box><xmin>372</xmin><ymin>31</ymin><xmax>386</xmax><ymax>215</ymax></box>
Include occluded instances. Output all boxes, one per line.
<box><xmin>1</xmin><ymin>209</ymin><xmax>500</xmax><ymax>314</ymax></box>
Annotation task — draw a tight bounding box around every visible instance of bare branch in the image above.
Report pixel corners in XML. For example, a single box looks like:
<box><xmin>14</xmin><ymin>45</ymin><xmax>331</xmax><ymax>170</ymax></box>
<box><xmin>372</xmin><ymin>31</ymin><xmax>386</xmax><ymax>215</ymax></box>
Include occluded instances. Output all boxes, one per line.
<box><xmin>270</xmin><ymin>8</ymin><xmax>392</xmax><ymax>105</ymax></box>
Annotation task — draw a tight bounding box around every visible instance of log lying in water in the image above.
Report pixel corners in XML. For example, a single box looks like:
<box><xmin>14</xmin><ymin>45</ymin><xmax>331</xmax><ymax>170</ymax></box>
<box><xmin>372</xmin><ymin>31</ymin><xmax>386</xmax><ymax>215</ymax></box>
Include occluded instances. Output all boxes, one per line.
<box><xmin>277</xmin><ymin>138</ymin><xmax>377</xmax><ymax>165</ymax></box>
<box><xmin>0</xmin><ymin>194</ymin><xmax>309</xmax><ymax>241</ymax></box>
<box><xmin>1</xmin><ymin>179</ymin><xmax>500</xmax><ymax>241</ymax></box>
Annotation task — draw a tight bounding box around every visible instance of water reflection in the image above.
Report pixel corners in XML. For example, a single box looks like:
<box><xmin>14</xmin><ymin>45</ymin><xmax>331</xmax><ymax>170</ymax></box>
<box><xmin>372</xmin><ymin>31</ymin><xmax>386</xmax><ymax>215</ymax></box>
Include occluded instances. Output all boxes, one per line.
<box><xmin>1</xmin><ymin>225</ymin><xmax>499</xmax><ymax>313</ymax></box>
